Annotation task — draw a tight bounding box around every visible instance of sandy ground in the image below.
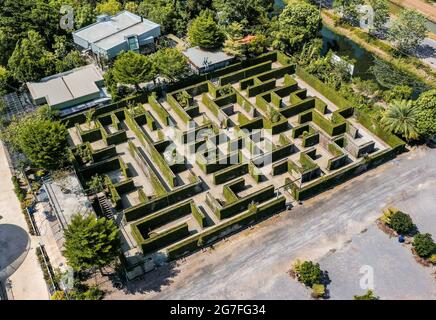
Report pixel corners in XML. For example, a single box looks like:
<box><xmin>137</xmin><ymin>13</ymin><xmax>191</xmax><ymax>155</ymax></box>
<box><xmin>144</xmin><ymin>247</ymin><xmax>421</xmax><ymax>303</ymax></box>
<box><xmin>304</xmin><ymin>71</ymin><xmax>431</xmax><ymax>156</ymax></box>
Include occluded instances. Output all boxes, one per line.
<box><xmin>0</xmin><ymin>143</ymin><xmax>49</xmax><ymax>300</ymax></box>
<box><xmin>103</xmin><ymin>146</ymin><xmax>436</xmax><ymax>300</ymax></box>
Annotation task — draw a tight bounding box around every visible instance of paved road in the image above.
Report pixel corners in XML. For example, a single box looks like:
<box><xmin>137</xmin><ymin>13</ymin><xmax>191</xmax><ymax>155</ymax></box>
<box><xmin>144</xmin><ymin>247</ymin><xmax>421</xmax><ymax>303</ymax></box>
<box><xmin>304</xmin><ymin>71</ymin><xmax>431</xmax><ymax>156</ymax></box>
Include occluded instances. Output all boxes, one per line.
<box><xmin>0</xmin><ymin>143</ymin><xmax>49</xmax><ymax>300</ymax></box>
<box><xmin>105</xmin><ymin>147</ymin><xmax>436</xmax><ymax>300</ymax></box>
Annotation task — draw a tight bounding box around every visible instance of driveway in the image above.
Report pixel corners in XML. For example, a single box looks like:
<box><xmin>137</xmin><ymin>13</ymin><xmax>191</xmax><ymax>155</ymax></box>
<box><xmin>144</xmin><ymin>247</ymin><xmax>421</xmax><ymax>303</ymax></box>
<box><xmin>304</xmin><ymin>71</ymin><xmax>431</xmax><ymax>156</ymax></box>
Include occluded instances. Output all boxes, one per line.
<box><xmin>104</xmin><ymin>147</ymin><xmax>436</xmax><ymax>300</ymax></box>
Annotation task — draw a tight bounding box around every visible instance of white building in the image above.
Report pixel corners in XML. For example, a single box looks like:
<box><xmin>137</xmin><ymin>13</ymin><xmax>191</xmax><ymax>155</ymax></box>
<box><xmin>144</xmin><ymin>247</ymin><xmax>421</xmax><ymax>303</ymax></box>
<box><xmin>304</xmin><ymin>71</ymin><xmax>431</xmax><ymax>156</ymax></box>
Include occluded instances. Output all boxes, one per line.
<box><xmin>73</xmin><ymin>11</ymin><xmax>161</xmax><ymax>60</ymax></box>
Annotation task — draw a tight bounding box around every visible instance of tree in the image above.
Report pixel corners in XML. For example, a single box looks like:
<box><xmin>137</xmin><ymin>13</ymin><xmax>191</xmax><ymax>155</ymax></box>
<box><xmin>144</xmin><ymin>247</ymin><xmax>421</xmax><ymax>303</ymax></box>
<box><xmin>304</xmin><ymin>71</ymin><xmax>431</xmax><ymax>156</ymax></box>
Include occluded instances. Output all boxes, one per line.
<box><xmin>0</xmin><ymin>66</ymin><xmax>10</xmax><ymax>95</ymax></box>
<box><xmin>112</xmin><ymin>51</ymin><xmax>155</xmax><ymax>89</ymax></box>
<box><xmin>414</xmin><ymin>89</ymin><xmax>436</xmax><ymax>140</ymax></box>
<box><xmin>294</xmin><ymin>260</ymin><xmax>323</xmax><ymax>287</ymax></box>
<box><xmin>8</xmin><ymin>30</ymin><xmax>54</xmax><ymax>82</ymax></box>
<box><xmin>381</xmin><ymin>100</ymin><xmax>419</xmax><ymax>141</ymax></box>
<box><xmin>354</xmin><ymin>290</ymin><xmax>378</xmax><ymax>300</ymax></box>
<box><xmin>368</xmin><ymin>0</ymin><xmax>389</xmax><ymax>34</ymax></box>
<box><xmin>388</xmin><ymin>9</ymin><xmax>427</xmax><ymax>53</ymax></box>
<box><xmin>188</xmin><ymin>10</ymin><xmax>225</xmax><ymax>49</ymax></box>
<box><xmin>1</xmin><ymin>112</ymin><xmax>68</xmax><ymax>170</ymax></box>
<box><xmin>212</xmin><ymin>0</ymin><xmax>272</xmax><ymax>33</ymax></box>
<box><xmin>334</xmin><ymin>0</ymin><xmax>365</xmax><ymax>26</ymax></box>
<box><xmin>96</xmin><ymin>0</ymin><xmax>122</xmax><ymax>16</ymax></box>
<box><xmin>272</xmin><ymin>1</ymin><xmax>321</xmax><ymax>54</ymax></box>
<box><xmin>75</xmin><ymin>3</ymin><xmax>96</xmax><ymax>29</ymax></box>
<box><xmin>124</xmin><ymin>2</ymin><xmax>139</xmax><ymax>14</ymax></box>
<box><xmin>137</xmin><ymin>0</ymin><xmax>185</xmax><ymax>35</ymax></box>
<box><xmin>63</xmin><ymin>214</ymin><xmax>120</xmax><ymax>272</ymax></box>
<box><xmin>413</xmin><ymin>233</ymin><xmax>436</xmax><ymax>258</ymax></box>
<box><xmin>153</xmin><ymin>48</ymin><xmax>189</xmax><ymax>82</ymax></box>
<box><xmin>389</xmin><ymin>211</ymin><xmax>414</xmax><ymax>235</ymax></box>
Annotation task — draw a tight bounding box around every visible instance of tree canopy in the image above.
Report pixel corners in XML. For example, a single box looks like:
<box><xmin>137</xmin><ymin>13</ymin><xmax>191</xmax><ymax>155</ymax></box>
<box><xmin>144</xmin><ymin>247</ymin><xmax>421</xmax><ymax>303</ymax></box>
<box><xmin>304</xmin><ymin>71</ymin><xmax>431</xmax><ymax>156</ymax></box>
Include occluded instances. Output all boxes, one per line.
<box><xmin>188</xmin><ymin>10</ymin><xmax>225</xmax><ymax>49</ymax></box>
<box><xmin>381</xmin><ymin>100</ymin><xmax>420</xmax><ymax>142</ymax></box>
<box><xmin>414</xmin><ymin>89</ymin><xmax>436</xmax><ymax>139</ymax></box>
<box><xmin>272</xmin><ymin>1</ymin><xmax>321</xmax><ymax>54</ymax></box>
<box><xmin>388</xmin><ymin>9</ymin><xmax>427</xmax><ymax>53</ymax></box>
<box><xmin>63</xmin><ymin>214</ymin><xmax>120</xmax><ymax>272</ymax></box>
<box><xmin>112</xmin><ymin>51</ymin><xmax>156</xmax><ymax>88</ymax></box>
<box><xmin>1</xmin><ymin>108</ymin><xmax>68</xmax><ymax>169</ymax></box>
<box><xmin>153</xmin><ymin>48</ymin><xmax>189</xmax><ymax>81</ymax></box>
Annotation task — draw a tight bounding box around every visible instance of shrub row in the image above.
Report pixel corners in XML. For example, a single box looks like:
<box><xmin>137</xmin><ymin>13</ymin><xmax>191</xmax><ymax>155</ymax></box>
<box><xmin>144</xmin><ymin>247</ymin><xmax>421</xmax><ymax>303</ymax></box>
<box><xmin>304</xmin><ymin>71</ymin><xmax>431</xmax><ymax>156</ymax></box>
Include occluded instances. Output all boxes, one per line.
<box><xmin>140</xmin><ymin>223</ymin><xmax>190</xmax><ymax>255</ymax></box>
<box><xmin>166</xmin><ymin>196</ymin><xmax>286</xmax><ymax>260</ymax></box>
<box><xmin>213</xmin><ymin>163</ymin><xmax>249</xmax><ymax>185</ymax></box>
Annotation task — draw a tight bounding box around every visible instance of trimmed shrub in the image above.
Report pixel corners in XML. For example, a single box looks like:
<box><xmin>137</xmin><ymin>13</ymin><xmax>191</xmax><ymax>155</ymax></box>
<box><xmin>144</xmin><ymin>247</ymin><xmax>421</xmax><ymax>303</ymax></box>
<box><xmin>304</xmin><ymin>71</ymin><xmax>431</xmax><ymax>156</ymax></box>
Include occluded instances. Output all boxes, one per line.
<box><xmin>413</xmin><ymin>233</ymin><xmax>436</xmax><ymax>258</ymax></box>
<box><xmin>294</xmin><ymin>260</ymin><xmax>323</xmax><ymax>287</ymax></box>
<box><xmin>389</xmin><ymin>211</ymin><xmax>414</xmax><ymax>235</ymax></box>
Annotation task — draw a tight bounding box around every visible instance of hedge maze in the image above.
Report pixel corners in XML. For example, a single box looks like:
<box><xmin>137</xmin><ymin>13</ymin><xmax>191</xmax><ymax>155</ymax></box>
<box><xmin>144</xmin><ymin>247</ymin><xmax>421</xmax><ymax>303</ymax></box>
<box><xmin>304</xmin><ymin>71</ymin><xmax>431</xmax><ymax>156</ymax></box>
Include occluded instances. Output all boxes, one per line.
<box><xmin>63</xmin><ymin>51</ymin><xmax>405</xmax><ymax>265</ymax></box>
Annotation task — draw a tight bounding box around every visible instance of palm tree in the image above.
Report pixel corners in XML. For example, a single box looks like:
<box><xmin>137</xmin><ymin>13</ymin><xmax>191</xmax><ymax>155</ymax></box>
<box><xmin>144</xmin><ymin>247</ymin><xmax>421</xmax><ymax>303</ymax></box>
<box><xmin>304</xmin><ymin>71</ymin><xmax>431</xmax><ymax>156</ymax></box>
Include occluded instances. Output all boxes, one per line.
<box><xmin>381</xmin><ymin>100</ymin><xmax>419</xmax><ymax>142</ymax></box>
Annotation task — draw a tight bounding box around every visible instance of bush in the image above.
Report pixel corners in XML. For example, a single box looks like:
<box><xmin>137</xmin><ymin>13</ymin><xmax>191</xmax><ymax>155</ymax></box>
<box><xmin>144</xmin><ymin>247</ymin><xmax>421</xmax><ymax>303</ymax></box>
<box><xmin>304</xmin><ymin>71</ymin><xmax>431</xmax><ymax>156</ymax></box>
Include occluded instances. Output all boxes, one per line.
<box><xmin>311</xmin><ymin>284</ymin><xmax>326</xmax><ymax>299</ymax></box>
<box><xmin>354</xmin><ymin>290</ymin><xmax>378</xmax><ymax>300</ymax></box>
<box><xmin>295</xmin><ymin>260</ymin><xmax>323</xmax><ymax>287</ymax></box>
<box><xmin>413</xmin><ymin>233</ymin><xmax>436</xmax><ymax>258</ymax></box>
<box><xmin>389</xmin><ymin>211</ymin><xmax>414</xmax><ymax>235</ymax></box>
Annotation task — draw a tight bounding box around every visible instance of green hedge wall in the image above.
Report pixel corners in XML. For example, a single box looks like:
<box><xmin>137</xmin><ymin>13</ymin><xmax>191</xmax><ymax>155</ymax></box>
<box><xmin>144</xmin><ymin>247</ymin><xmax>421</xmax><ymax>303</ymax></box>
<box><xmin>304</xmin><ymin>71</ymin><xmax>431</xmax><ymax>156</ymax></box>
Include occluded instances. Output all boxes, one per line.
<box><xmin>296</xmin><ymin>66</ymin><xmax>351</xmax><ymax>109</ymax></box>
<box><xmin>219</xmin><ymin>61</ymin><xmax>273</xmax><ymax>86</ymax></box>
<box><xmin>247</xmin><ymin>79</ymin><xmax>277</xmax><ymax>97</ymax></box>
<box><xmin>148</xmin><ymin>94</ymin><xmax>170</xmax><ymax>126</ymax></box>
<box><xmin>272</xmin><ymin>159</ymin><xmax>289</xmax><ymax>176</ymax></box>
<box><xmin>302</xmin><ymin>132</ymin><xmax>320</xmax><ymax>148</ymax></box>
<box><xmin>133</xmin><ymin>201</ymin><xmax>192</xmax><ymax>237</ymax></box>
<box><xmin>124</xmin><ymin>181</ymin><xmax>203</xmax><ymax>222</ymax></box>
<box><xmin>167</xmin><ymin>93</ymin><xmax>191</xmax><ymax>123</ymax></box>
<box><xmin>140</xmin><ymin>223</ymin><xmax>190</xmax><ymax>255</ymax></box>
<box><xmin>280</xmin><ymin>98</ymin><xmax>315</xmax><ymax>118</ymax></box>
<box><xmin>213</xmin><ymin>163</ymin><xmax>249</xmax><ymax>185</ymax></box>
<box><xmin>191</xmin><ymin>202</ymin><xmax>206</xmax><ymax>228</ymax></box>
<box><xmin>216</xmin><ymin>185</ymin><xmax>275</xmax><ymax>220</ymax></box>
<box><xmin>312</xmin><ymin>110</ymin><xmax>347</xmax><ymax>136</ymax></box>
<box><xmin>91</xmin><ymin>145</ymin><xmax>117</xmax><ymax>163</ymax></box>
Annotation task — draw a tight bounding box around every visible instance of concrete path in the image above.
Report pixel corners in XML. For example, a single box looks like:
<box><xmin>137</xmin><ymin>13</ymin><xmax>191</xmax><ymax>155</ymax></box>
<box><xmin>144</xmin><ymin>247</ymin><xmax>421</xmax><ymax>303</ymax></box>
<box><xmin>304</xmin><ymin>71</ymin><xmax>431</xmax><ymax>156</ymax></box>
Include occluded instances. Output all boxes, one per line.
<box><xmin>0</xmin><ymin>143</ymin><xmax>49</xmax><ymax>300</ymax></box>
<box><xmin>104</xmin><ymin>146</ymin><xmax>436</xmax><ymax>300</ymax></box>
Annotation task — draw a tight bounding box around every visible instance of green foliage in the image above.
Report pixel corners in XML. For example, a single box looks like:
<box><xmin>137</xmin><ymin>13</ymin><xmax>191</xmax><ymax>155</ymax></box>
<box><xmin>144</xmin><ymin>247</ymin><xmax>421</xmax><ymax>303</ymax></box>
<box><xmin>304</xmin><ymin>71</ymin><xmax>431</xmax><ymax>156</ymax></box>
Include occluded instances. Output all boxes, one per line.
<box><xmin>381</xmin><ymin>100</ymin><xmax>419</xmax><ymax>141</ymax></box>
<box><xmin>212</xmin><ymin>0</ymin><xmax>272</xmax><ymax>33</ymax></box>
<box><xmin>368</xmin><ymin>0</ymin><xmax>389</xmax><ymax>34</ymax></box>
<box><xmin>272</xmin><ymin>0</ymin><xmax>321</xmax><ymax>54</ymax></box>
<box><xmin>12</xmin><ymin>175</ymin><xmax>26</xmax><ymax>202</ymax></box>
<box><xmin>63</xmin><ymin>214</ymin><xmax>120</xmax><ymax>271</ymax></box>
<box><xmin>153</xmin><ymin>48</ymin><xmax>189</xmax><ymax>81</ymax></box>
<box><xmin>413</xmin><ymin>233</ymin><xmax>436</xmax><ymax>258</ymax></box>
<box><xmin>2</xmin><ymin>112</ymin><xmax>68</xmax><ymax>169</ymax></box>
<box><xmin>86</xmin><ymin>174</ymin><xmax>106</xmax><ymax>194</ymax></box>
<box><xmin>294</xmin><ymin>260</ymin><xmax>323</xmax><ymax>287</ymax></box>
<box><xmin>188</xmin><ymin>10</ymin><xmax>225</xmax><ymax>49</ymax></box>
<box><xmin>414</xmin><ymin>89</ymin><xmax>436</xmax><ymax>139</ymax></box>
<box><xmin>0</xmin><ymin>65</ymin><xmax>11</xmax><ymax>95</ymax></box>
<box><xmin>96</xmin><ymin>0</ymin><xmax>122</xmax><ymax>16</ymax></box>
<box><xmin>311</xmin><ymin>284</ymin><xmax>326</xmax><ymax>299</ymax></box>
<box><xmin>112</xmin><ymin>51</ymin><xmax>155</xmax><ymax>88</ymax></box>
<box><xmin>333</xmin><ymin>0</ymin><xmax>365</xmax><ymax>26</ymax></box>
<box><xmin>388</xmin><ymin>9</ymin><xmax>427</xmax><ymax>53</ymax></box>
<box><xmin>51</xmin><ymin>291</ymin><xmax>67</xmax><ymax>300</ymax></box>
<box><xmin>389</xmin><ymin>211</ymin><xmax>414</xmax><ymax>235</ymax></box>
<box><xmin>354</xmin><ymin>289</ymin><xmax>378</xmax><ymax>300</ymax></box>
<box><xmin>383</xmin><ymin>85</ymin><xmax>413</xmax><ymax>103</ymax></box>
<box><xmin>8</xmin><ymin>30</ymin><xmax>54</xmax><ymax>82</ymax></box>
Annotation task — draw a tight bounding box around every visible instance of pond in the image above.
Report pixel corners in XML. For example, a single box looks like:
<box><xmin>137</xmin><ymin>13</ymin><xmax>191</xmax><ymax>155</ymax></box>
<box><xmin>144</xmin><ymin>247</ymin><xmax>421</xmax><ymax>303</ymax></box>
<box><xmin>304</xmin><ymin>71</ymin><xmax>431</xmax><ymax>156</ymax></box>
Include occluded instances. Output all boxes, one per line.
<box><xmin>273</xmin><ymin>0</ymin><xmax>431</xmax><ymax>96</ymax></box>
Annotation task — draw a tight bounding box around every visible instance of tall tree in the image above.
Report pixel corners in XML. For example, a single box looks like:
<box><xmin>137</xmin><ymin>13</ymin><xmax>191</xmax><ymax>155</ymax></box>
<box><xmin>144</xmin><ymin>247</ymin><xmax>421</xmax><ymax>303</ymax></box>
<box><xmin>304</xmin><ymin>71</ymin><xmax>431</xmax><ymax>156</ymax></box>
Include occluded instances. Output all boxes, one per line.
<box><xmin>153</xmin><ymin>48</ymin><xmax>189</xmax><ymax>82</ymax></box>
<box><xmin>212</xmin><ymin>0</ymin><xmax>273</xmax><ymax>33</ymax></box>
<box><xmin>63</xmin><ymin>214</ymin><xmax>120</xmax><ymax>272</ymax></box>
<box><xmin>0</xmin><ymin>66</ymin><xmax>10</xmax><ymax>95</ymax></box>
<box><xmin>272</xmin><ymin>0</ymin><xmax>321</xmax><ymax>54</ymax></box>
<box><xmin>414</xmin><ymin>89</ymin><xmax>436</xmax><ymax>140</ymax></box>
<box><xmin>388</xmin><ymin>9</ymin><xmax>427</xmax><ymax>53</ymax></box>
<box><xmin>8</xmin><ymin>30</ymin><xmax>55</xmax><ymax>82</ymax></box>
<box><xmin>1</xmin><ymin>110</ymin><xmax>69</xmax><ymax>169</ymax></box>
<box><xmin>112</xmin><ymin>51</ymin><xmax>155</xmax><ymax>89</ymax></box>
<box><xmin>381</xmin><ymin>99</ymin><xmax>419</xmax><ymax>141</ymax></box>
<box><xmin>187</xmin><ymin>10</ymin><xmax>225</xmax><ymax>49</ymax></box>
